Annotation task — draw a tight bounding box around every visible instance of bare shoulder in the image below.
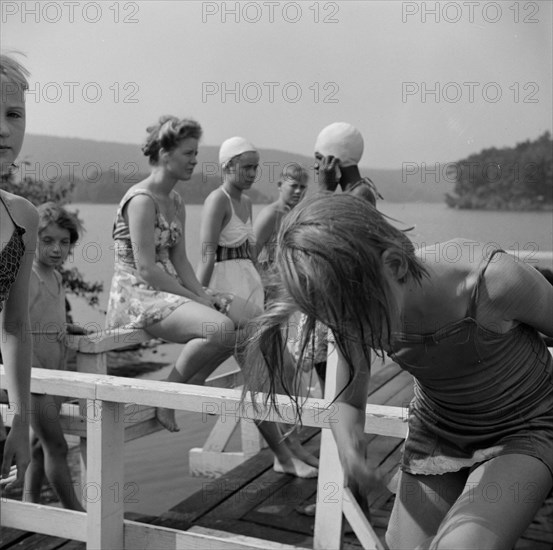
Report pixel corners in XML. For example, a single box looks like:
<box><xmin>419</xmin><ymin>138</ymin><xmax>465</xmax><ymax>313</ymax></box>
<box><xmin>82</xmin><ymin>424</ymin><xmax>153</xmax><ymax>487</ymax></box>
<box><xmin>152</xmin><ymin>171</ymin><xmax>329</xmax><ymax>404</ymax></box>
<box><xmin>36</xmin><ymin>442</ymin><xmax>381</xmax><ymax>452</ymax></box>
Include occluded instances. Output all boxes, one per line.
<box><xmin>204</xmin><ymin>188</ymin><xmax>230</xmax><ymax>214</ymax></box>
<box><xmin>483</xmin><ymin>251</ymin><xmax>548</xmax><ymax>299</ymax></box>
<box><xmin>255</xmin><ymin>202</ymin><xmax>278</xmax><ymax>224</ymax></box>
<box><xmin>4</xmin><ymin>192</ymin><xmax>38</xmax><ymax>230</ymax></box>
<box><xmin>416</xmin><ymin>238</ymin><xmax>484</xmax><ymax>276</ymax></box>
<box><xmin>126</xmin><ymin>192</ymin><xmax>156</xmax><ymax>213</ymax></box>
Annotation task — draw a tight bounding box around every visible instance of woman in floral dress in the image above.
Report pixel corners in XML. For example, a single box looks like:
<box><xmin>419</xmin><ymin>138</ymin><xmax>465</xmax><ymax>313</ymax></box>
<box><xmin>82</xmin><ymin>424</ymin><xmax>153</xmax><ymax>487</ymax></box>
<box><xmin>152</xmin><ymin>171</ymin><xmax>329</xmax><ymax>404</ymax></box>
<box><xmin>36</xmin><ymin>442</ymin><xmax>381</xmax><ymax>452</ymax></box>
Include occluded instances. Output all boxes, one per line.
<box><xmin>106</xmin><ymin>116</ymin><xmax>257</xmax><ymax>432</ymax></box>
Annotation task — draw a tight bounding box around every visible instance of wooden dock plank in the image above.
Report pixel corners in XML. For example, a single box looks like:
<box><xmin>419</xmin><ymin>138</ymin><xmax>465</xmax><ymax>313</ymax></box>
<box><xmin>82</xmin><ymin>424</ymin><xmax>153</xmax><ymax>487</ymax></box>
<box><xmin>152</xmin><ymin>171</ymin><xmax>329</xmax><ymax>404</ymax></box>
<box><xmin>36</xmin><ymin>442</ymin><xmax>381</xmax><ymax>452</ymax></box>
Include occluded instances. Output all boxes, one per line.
<box><xmin>184</xmin><ymin>368</ymin><xmax>414</xmax><ymax>548</ymax></box>
<box><xmin>0</xmin><ymin>527</ymin><xmax>28</xmax><ymax>548</ymax></box>
<box><xmin>5</xmin><ymin>533</ymin><xmax>68</xmax><ymax>549</ymax></box>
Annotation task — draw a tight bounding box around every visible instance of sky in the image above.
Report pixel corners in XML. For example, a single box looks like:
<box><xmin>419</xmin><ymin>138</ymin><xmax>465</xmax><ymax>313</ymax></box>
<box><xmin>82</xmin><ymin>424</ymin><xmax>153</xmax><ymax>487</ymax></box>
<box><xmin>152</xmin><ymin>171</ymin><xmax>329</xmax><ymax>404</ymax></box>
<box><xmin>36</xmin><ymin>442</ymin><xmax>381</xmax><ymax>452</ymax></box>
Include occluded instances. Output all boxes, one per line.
<box><xmin>2</xmin><ymin>0</ymin><xmax>552</xmax><ymax>168</ymax></box>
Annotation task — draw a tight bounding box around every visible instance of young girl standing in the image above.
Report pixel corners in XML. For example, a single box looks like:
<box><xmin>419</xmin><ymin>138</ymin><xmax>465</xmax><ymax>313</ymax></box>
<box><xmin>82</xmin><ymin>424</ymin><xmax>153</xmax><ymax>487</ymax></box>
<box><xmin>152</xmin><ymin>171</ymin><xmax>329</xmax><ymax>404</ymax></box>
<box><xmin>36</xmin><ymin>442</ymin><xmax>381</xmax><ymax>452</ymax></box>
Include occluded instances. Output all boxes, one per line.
<box><xmin>24</xmin><ymin>203</ymin><xmax>85</xmax><ymax>510</ymax></box>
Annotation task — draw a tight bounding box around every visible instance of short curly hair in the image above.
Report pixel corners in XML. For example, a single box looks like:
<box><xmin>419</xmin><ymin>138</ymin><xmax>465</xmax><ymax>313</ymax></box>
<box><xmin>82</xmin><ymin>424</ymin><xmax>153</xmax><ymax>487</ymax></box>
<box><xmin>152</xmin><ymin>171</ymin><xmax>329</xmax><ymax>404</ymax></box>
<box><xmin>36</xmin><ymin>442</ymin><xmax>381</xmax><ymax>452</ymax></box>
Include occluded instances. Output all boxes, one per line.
<box><xmin>142</xmin><ymin>115</ymin><xmax>202</xmax><ymax>165</ymax></box>
<box><xmin>37</xmin><ymin>202</ymin><xmax>82</xmax><ymax>244</ymax></box>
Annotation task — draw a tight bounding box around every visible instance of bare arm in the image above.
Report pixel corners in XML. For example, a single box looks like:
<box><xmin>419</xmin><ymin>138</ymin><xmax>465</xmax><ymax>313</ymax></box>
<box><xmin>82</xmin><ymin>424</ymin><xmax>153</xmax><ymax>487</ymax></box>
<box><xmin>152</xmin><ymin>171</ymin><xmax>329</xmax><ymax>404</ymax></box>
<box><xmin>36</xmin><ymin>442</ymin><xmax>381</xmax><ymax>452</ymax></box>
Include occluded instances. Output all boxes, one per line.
<box><xmin>0</xmin><ymin>200</ymin><xmax>38</xmax><ymax>489</ymax></box>
<box><xmin>328</xmin><ymin>343</ymin><xmax>382</xmax><ymax>498</ymax></box>
<box><xmin>126</xmin><ymin>195</ymin><xmax>203</xmax><ymax>301</ymax></box>
<box><xmin>484</xmin><ymin>253</ymin><xmax>553</xmax><ymax>336</ymax></box>
<box><xmin>253</xmin><ymin>204</ymin><xmax>277</xmax><ymax>259</ymax></box>
<box><xmin>169</xmin><ymin>201</ymin><xmax>213</xmax><ymax>303</ymax></box>
<box><xmin>244</xmin><ymin>196</ymin><xmax>258</xmax><ymax>262</ymax></box>
<box><xmin>197</xmin><ymin>191</ymin><xmax>227</xmax><ymax>287</ymax></box>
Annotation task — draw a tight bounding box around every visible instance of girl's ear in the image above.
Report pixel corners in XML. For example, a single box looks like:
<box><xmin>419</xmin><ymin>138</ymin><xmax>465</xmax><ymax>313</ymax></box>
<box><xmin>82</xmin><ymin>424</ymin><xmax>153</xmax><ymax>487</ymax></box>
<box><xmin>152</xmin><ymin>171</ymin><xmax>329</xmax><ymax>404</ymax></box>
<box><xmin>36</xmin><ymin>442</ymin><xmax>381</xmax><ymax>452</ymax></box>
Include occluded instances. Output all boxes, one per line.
<box><xmin>381</xmin><ymin>249</ymin><xmax>409</xmax><ymax>282</ymax></box>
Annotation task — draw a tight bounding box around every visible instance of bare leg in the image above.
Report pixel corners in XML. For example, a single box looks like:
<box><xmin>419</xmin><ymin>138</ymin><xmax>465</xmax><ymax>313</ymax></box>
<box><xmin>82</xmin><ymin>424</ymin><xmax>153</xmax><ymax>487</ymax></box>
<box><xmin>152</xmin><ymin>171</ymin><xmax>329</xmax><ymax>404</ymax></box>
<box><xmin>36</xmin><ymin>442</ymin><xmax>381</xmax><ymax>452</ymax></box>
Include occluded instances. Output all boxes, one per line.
<box><xmin>235</xmin><ymin>324</ymin><xmax>318</xmax><ymax>478</ymax></box>
<box><xmin>386</xmin><ymin>469</ymin><xmax>468</xmax><ymax>550</ymax></box>
<box><xmin>147</xmin><ymin>302</ymin><xmax>238</xmax><ymax>432</ymax></box>
<box><xmin>23</xmin><ymin>436</ymin><xmax>45</xmax><ymax>503</ymax></box>
<box><xmin>278</xmin><ymin>348</ymin><xmax>319</xmax><ymax>468</ymax></box>
<box><xmin>387</xmin><ymin>454</ymin><xmax>553</xmax><ymax>550</ymax></box>
<box><xmin>24</xmin><ymin>394</ymin><xmax>84</xmax><ymax>511</ymax></box>
<box><xmin>428</xmin><ymin>454</ymin><xmax>552</xmax><ymax>550</ymax></box>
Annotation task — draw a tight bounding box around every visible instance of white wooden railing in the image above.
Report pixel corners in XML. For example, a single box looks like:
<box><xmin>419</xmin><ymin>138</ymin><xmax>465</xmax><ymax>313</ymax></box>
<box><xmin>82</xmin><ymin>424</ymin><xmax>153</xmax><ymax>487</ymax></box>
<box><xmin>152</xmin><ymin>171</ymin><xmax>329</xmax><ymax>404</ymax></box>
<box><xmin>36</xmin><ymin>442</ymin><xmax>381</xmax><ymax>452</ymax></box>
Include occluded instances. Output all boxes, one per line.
<box><xmin>0</xmin><ymin>331</ymin><xmax>407</xmax><ymax>550</ymax></box>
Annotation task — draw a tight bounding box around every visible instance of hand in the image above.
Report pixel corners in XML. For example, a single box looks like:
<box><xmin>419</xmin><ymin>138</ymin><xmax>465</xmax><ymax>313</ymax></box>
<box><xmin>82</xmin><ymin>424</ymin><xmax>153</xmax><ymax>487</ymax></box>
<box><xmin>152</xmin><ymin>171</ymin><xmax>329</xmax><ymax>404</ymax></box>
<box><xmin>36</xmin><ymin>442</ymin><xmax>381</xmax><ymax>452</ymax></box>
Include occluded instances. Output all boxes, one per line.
<box><xmin>341</xmin><ymin>443</ymin><xmax>385</xmax><ymax>509</ymax></box>
<box><xmin>315</xmin><ymin>154</ymin><xmax>341</xmax><ymax>193</ymax></box>
<box><xmin>196</xmin><ymin>295</ymin><xmax>216</xmax><ymax>309</ymax></box>
<box><xmin>65</xmin><ymin>323</ymin><xmax>90</xmax><ymax>335</ymax></box>
<box><xmin>203</xmin><ymin>289</ymin><xmax>232</xmax><ymax>314</ymax></box>
<box><xmin>0</xmin><ymin>421</ymin><xmax>30</xmax><ymax>491</ymax></box>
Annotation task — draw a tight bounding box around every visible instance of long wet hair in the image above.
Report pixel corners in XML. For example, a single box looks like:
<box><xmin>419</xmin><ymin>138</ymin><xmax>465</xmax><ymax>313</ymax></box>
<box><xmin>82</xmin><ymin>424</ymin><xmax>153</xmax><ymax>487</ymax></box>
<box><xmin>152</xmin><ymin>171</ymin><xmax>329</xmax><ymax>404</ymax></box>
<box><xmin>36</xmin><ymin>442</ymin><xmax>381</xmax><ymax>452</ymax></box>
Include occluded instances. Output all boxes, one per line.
<box><xmin>245</xmin><ymin>193</ymin><xmax>426</xmax><ymax>418</ymax></box>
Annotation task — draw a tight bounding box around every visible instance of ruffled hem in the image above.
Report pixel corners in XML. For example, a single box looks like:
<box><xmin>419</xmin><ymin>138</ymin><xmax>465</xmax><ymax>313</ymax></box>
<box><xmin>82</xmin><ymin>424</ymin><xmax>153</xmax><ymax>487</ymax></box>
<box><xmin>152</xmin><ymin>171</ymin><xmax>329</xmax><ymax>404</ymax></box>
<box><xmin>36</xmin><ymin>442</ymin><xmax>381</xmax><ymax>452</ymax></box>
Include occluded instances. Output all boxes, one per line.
<box><xmin>403</xmin><ymin>445</ymin><xmax>505</xmax><ymax>475</ymax></box>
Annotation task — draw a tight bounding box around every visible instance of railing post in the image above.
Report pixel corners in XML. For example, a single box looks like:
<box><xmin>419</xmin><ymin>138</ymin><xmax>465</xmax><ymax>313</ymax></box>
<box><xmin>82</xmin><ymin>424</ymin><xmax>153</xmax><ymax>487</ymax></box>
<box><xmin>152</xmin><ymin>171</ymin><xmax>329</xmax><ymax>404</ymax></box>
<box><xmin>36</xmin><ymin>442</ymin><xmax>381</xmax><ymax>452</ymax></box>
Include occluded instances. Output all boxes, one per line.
<box><xmin>86</xmin><ymin>399</ymin><xmax>125</xmax><ymax>550</ymax></box>
<box><xmin>314</xmin><ymin>344</ymin><xmax>345</xmax><ymax>550</ymax></box>
<box><xmin>76</xmin><ymin>348</ymin><xmax>108</xmax><ymax>506</ymax></box>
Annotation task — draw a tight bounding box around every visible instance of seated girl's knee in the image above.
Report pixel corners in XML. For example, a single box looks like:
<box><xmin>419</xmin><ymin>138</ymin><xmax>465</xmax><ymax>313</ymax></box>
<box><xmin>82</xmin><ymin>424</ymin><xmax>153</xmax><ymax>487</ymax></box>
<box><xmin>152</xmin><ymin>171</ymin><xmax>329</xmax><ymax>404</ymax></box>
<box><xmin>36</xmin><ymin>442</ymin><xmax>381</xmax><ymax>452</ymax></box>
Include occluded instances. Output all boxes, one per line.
<box><xmin>203</xmin><ymin>318</ymin><xmax>237</xmax><ymax>348</ymax></box>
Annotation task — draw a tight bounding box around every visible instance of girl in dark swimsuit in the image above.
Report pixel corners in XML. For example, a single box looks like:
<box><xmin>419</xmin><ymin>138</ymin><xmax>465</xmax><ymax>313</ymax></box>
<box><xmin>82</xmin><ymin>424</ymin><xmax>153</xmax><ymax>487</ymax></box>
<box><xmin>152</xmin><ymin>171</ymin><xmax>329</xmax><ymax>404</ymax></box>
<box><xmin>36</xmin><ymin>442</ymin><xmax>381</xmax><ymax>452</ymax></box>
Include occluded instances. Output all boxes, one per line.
<box><xmin>246</xmin><ymin>193</ymin><xmax>553</xmax><ymax>550</ymax></box>
<box><xmin>0</xmin><ymin>54</ymin><xmax>38</xmax><ymax>491</ymax></box>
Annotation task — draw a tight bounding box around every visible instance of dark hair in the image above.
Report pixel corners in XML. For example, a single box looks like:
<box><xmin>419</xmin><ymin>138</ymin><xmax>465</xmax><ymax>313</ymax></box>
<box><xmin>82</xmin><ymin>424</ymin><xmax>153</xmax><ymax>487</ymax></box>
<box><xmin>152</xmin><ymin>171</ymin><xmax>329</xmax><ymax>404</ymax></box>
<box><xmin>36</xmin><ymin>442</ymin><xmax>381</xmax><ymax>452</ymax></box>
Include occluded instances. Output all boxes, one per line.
<box><xmin>37</xmin><ymin>202</ymin><xmax>82</xmax><ymax>244</ymax></box>
<box><xmin>142</xmin><ymin>115</ymin><xmax>202</xmax><ymax>165</ymax></box>
<box><xmin>245</xmin><ymin>193</ymin><xmax>426</xmax><ymax>418</ymax></box>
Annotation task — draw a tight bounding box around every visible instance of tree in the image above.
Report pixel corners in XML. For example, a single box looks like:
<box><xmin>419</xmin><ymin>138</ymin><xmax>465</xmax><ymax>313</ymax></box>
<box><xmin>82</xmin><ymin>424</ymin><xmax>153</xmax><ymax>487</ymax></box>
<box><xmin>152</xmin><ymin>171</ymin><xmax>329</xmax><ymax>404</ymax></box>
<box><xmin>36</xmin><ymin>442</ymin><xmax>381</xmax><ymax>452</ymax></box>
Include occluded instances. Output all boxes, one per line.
<box><xmin>445</xmin><ymin>132</ymin><xmax>553</xmax><ymax>210</ymax></box>
<box><xmin>1</xmin><ymin>163</ymin><xmax>103</xmax><ymax>317</ymax></box>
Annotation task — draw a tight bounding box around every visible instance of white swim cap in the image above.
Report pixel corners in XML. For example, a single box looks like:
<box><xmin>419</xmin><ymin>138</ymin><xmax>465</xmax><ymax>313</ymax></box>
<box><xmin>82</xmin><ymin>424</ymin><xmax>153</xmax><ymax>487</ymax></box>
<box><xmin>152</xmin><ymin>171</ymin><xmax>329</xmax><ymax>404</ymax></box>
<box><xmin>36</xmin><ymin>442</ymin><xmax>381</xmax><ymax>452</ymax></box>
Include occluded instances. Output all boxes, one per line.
<box><xmin>314</xmin><ymin>122</ymin><xmax>364</xmax><ymax>167</ymax></box>
<box><xmin>219</xmin><ymin>136</ymin><xmax>258</xmax><ymax>166</ymax></box>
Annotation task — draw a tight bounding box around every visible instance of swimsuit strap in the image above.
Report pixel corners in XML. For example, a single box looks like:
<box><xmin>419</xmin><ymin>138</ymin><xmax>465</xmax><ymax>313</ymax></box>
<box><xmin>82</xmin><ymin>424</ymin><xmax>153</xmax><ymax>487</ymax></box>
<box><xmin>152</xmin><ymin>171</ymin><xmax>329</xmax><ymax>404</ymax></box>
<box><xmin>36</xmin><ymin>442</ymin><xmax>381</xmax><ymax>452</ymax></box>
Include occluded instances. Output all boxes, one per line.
<box><xmin>123</xmin><ymin>188</ymin><xmax>160</xmax><ymax>215</ymax></box>
<box><xmin>220</xmin><ymin>187</ymin><xmax>249</xmax><ymax>222</ymax></box>
<box><xmin>0</xmin><ymin>190</ymin><xmax>24</xmax><ymax>230</ymax></box>
<box><xmin>466</xmin><ymin>248</ymin><xmax>505</xmax><ymax>319</ymax></box>
<box><xmin>220</xmin><ymin>187</ymin><xmax>235</xmax><ymax>215</ymax></box>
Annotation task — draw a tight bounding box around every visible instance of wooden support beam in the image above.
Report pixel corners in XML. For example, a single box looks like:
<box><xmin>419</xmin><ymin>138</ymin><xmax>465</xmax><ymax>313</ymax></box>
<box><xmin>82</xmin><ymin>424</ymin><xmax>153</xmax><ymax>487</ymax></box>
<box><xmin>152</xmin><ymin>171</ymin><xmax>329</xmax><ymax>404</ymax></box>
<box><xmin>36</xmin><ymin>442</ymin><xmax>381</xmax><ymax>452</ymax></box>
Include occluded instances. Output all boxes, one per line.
<box><xmin>86</xmin><ymin>399</ymin><xmax>125</xmax><ymax>550</ymax></box>
<box><xmin>314</xmin><ymin>345</ymin><xmax>345</xmax><ymax>550</ymax></box>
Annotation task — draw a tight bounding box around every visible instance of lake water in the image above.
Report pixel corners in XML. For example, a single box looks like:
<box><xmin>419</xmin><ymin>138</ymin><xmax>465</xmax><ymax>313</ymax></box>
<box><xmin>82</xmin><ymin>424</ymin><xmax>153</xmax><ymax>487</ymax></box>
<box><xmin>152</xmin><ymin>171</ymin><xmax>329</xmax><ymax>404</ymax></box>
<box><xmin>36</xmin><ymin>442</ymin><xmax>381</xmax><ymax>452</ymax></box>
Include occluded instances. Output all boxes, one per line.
<box><xmin>64</xmin><ymin>201</ymin><xmax>552</xmax><ymax>516</ymax></box>
<box><xmin>67</xmin><ymin>201</ymin><xmax>553</xmax><ymax>327</ymax></box>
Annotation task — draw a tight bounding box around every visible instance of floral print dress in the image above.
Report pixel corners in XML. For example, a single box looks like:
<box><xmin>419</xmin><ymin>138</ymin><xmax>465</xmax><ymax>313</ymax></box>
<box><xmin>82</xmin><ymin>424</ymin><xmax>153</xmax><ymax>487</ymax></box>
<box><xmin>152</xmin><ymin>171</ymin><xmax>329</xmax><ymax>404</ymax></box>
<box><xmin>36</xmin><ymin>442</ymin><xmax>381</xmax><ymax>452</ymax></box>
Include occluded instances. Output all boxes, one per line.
<box><xmin>105</xmin><ymin>188</ymin><xmax>191</xmax><ymax>329</ymax></box>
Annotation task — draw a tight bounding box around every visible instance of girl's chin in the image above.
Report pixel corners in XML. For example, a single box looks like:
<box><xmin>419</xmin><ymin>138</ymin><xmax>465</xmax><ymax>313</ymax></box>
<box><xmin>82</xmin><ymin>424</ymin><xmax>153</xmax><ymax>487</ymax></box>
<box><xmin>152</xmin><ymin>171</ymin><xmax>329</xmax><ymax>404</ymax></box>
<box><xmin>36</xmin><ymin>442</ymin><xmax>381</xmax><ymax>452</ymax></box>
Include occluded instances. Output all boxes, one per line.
<box><xmin>0</xmin><ymin>161</ymin><xmax>15</xmax><ymax>176</ymax></box>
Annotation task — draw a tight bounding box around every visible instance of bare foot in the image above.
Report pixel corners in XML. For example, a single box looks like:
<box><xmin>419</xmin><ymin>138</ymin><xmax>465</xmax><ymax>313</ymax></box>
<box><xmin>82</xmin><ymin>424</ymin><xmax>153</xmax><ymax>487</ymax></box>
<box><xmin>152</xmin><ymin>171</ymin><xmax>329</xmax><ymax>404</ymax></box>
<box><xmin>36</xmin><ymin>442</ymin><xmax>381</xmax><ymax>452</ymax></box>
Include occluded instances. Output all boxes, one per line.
<box><xmin>273</xmin><ymin>457</ymin><xmax>318</xmax><ymax>479</ymax></box>
<box><xmin>285</xmin><ymin>435</ymin><xmax>319</xmax><ymax>468</ymax></box>
<box><xmin>155</xmin><ymin>407</ymin><xmax>180</xmax><ymax>432</ymax></box>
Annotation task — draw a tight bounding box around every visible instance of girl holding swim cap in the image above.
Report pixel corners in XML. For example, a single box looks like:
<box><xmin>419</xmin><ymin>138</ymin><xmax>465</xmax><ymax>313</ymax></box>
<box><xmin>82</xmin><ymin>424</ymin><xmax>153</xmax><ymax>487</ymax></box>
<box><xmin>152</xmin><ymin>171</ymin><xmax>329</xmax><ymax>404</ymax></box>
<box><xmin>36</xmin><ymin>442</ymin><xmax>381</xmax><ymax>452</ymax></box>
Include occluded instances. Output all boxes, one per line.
<box><xmin>314</xmin><ymin>122</ymin><xmax>381</xmax><ymax>204</ymax></box>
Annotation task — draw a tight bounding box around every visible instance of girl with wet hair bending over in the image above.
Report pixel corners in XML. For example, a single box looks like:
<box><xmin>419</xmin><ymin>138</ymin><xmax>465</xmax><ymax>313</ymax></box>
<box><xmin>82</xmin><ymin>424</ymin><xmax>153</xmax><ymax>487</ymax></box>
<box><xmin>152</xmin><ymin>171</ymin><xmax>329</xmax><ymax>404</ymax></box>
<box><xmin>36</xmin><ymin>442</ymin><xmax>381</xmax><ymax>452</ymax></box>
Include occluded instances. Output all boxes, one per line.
<box><xmin>246</xmin><ymin>193</ymin><xmax>553</xmax><ymax>550</ymax></box>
